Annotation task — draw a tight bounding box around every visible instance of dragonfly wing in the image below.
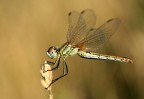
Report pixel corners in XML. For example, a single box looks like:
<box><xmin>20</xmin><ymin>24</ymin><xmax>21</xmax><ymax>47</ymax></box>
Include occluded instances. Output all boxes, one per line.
<box><xmin>76</xmin><ymin>18</ymin><xmax>121</xmax><ymax>52</ymax></box>
<box><xmin>67</xmin><ymin>11</ymin><xmax>80</xmax><ymax>42</ymax></box>
<box><xmin>67</xmin><ymin>9</ymin><xmax>96</xmax><ymax>46</ymax></box>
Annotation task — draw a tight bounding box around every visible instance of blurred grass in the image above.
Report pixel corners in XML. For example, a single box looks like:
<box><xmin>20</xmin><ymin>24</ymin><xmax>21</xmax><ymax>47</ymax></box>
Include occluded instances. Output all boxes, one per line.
<box><xmin>0</xmin><ymin>0</ymin><xmax>144</xmax><ymax>99</ymax></box>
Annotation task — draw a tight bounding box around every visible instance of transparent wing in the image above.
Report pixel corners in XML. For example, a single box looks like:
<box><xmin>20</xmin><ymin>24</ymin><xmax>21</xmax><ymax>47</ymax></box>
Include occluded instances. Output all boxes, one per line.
<box><xmin>67</xmin><ymin>11</ymin><xmax>80</xmax><ymax>42</ymax></box>
<box><xmin>76</xmin><ymin>18</ymin><xmax>121</xmax><ymax>52</ymax></box>
<box><xmin>67</xmin><ymin>9</ymin><xmax>96</xmax><ymax>46</ymax></box>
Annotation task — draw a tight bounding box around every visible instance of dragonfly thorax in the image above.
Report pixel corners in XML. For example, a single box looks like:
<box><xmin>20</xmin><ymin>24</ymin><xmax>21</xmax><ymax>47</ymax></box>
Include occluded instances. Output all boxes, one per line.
<box><xmin>60</xmin><ymin>44</ymin><xmax>79</xmax><ymax>57</ymax></box>
<box><xmin>47</xmin><ymin>46</ymin><xmax>58</xmax><ymax>59</ymax></box>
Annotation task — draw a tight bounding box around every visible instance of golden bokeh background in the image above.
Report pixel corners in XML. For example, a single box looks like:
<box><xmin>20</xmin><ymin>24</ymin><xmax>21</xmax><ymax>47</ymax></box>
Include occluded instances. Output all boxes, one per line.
<box><xmin>0</xmin><ymin>0</ymin><xmax>144</xmax><ymax>99</ymax></box>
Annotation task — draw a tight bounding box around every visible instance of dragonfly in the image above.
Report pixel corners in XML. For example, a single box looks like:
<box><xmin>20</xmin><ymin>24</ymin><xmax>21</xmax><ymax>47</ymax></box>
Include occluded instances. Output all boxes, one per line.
<box><xmin>43</xmin><ymin>9</ymin><xmax>133</xmax><ymax>89</ymax></box>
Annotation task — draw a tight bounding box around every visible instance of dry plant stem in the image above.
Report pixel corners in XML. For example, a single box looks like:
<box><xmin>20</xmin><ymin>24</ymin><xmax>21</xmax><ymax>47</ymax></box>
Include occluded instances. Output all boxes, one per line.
<box><xmin>40</xmin><ymin>61</ymin><xmax>53</xmax><ymax>99</ymax></box>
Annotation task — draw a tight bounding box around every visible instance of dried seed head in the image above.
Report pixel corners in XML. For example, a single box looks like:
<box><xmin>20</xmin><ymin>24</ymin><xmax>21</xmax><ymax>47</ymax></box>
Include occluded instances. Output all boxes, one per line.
<box><xmin>40</xmin><ymin>61</ymin><xmax>53</xmax><ymax>90</ymax></box>
<box><xmin>40</xmin><ymin>61</ymin><xmax>53</xmax><ymax>99</ymax></box>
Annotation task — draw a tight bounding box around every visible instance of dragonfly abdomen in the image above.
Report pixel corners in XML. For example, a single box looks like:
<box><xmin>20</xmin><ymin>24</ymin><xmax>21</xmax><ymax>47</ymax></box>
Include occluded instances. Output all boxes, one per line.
<box><xmin>78</xmin><ymin>50</ymin><xmax>133</xmax><ymax>63</ymax></box>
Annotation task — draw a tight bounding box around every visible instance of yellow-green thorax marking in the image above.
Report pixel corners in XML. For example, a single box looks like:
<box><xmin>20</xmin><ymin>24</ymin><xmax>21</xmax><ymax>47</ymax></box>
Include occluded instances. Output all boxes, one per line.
<box><xmin>59</xmin><ymin>44</ymin><xmax>79</xmax><ymax>57</ymax></box>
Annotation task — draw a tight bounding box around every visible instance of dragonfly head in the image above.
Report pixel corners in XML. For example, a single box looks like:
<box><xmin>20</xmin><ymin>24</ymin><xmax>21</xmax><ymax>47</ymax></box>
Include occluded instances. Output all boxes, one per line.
<box><xmin>47</xmin><ymin>46</ymin><xmax>58</xmax><ymax>59</ymax></box>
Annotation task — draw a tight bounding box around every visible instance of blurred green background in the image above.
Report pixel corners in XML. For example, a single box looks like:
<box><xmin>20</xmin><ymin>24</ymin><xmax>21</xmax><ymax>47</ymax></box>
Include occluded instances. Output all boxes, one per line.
<box><xmin>0</xmin><ymin>0</ymin><xmax>144</xmax><ymax>99</ymax></box>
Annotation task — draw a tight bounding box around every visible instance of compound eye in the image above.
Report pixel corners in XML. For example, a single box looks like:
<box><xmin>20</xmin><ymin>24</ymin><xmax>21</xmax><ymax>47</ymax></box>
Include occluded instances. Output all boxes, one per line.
<box><xmin>47</xmin><ymin>46</ymin><xmax>58</xmax><ymax>58</ymax></box>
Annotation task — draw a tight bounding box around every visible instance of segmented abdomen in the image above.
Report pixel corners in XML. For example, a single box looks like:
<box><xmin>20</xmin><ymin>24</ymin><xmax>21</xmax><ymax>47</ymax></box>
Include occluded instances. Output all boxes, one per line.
<box><xmin>78</xmin><ymin>50</ymin><xmax>133</xmax><ymax>63</ymax></box>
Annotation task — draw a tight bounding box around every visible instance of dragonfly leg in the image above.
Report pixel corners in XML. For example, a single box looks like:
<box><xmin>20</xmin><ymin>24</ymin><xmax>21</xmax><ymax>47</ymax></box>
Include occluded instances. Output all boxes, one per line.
<box><xmin>46</xmin><ymin>58</ymin><xmax>68</xmax><ymax>88</ymax></box>
<box><xmin>43</xmin><ymin>61</ymin><xmax>55</xmax><ymax>65</ymax></box>
<box><xmin>42</xmin><ymin>56</ymin><xmax>61</xmax><ymax>73</ymax></box>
